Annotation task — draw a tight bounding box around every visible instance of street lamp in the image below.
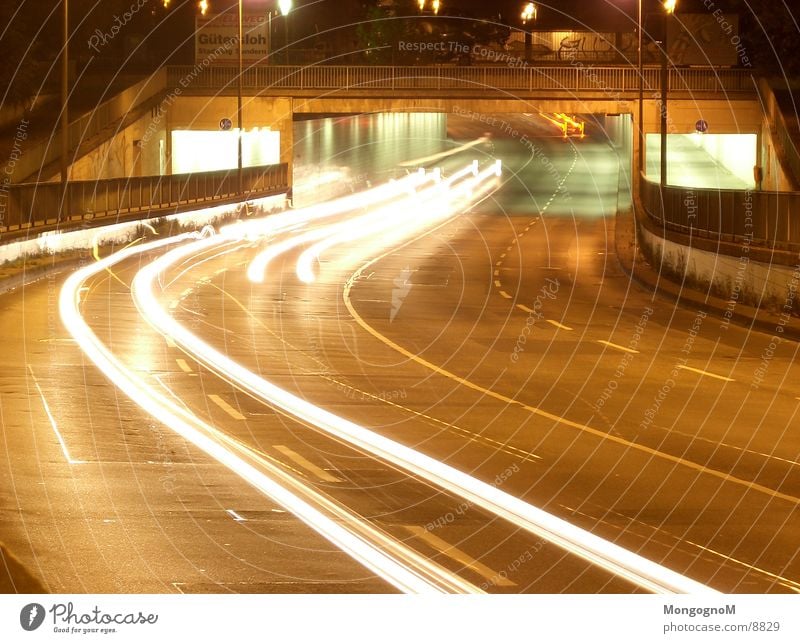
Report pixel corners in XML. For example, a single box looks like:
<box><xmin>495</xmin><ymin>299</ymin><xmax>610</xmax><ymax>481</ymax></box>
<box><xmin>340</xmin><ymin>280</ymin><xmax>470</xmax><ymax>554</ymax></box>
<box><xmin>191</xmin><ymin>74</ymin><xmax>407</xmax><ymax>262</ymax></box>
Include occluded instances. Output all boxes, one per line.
<box><xmin>60</xmin><ymin>0</ymin><xmax>69</xmax><ymax>222</ymax></box>
<box><xmin>279</xmin><ymin>0</ymin><xmax>292</xmax><ymax>64</ymax></box>
<box><xmin>660</xmin><ymin>0</ymin><xmax>676</xmax><ymax>187</ymax></box>
<box><xmin>521</xmin><ymin>3</ymin><xmax>537</xmax><ymax>62</ymax></box>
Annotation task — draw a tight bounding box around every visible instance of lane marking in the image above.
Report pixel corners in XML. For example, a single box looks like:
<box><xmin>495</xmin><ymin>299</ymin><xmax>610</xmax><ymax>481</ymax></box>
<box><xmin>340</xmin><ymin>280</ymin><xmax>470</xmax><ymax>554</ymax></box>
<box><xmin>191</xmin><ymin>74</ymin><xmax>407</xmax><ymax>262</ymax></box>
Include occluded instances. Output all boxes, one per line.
<box><xmin>500</xmin><ymin>253</ymin><xmax>506</xmax><ymax>259</ymax></box>
<box><xmin>499</xmin><ymin>291</ymin><xmax>512</xmax><ymax>299</ymax></box>
<box><xmin>27</xmin><ymin>366</ymin><xmax>86</xmax><ymax>465</ymax></box>
<box><xmin>208</xmin><ymin>394</ymin><xmax>246</xmax><ymax>420</ymax></box>
<box><xmin>404</xmin><ymin>526</ymin><xmax>516</xmax><ymax>587</ymax></box>
<box><xmin>597</xmin><ymin>340</ymin><xmax>640</xmax><ymax>355</ymax></box>
<box><xmin>547</xmin><ymin>319</ymin><xmax>573</xmax><ymax>331</ymax></box>
<box><xmin>517</xmin><ymin>304</ymin><xmax>534</xmax><ymax>314</ymax></box>
<box><xmin>493</xmin><ymin>280</ymin><xmax>501</xmax><ymax>288</ymax></box>
<box><xmin>684</xmin><ymin>541</ymin><xmax>800</xmax><ymax>593</ymax></box>
<box><xmin>274</xmin><ymin>445</ymin><xmax>342</xmax><ymax>483</ymax></box>
<box><xmin>175</xmin><ymin>358</ymin><xmax>193</xmax><ymax>373</ymax></box>
<box><xmin>493</xmin><ymin>270</ymin><xmax>500</xmax><ymax>276</ymax></box>
<box><xmin>344</xmin><ymin>253</ymin><xmax>800</xmax><ymax>508</ymax></box>
<box><xmin>165</xmin><ymin>336</ymin><xmax>177</xmax><ymax>348</ymax></box>
<box><xmin>226</xmin><ymin>509</ymin><xmax>247</xmax><ymax>522</ymax></box>
<box><xmin>676</xmin><ymin>365</ymin><xmax>735</xmax><ymax>383</ymax></box>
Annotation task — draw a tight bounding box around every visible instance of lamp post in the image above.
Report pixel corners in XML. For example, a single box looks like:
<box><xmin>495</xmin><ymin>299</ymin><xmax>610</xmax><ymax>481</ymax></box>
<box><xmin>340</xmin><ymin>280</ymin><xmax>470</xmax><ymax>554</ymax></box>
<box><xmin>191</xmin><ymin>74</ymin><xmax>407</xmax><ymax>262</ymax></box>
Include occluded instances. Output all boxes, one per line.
<box><xmin>237</xmin><ymin>0</ymin><xmax>243</xmax><ymax>196</ymax></box>
<box><xmin>279</xmin><ymin>0</ymin><xmax>292</xmax><ymax>64</ymax></box>
<box><xmin>521</xmin><ymin>3</ymin><xmax>537</xmax><ymax>62</ymax></box>
<box><xmin>636</xmin><ymin>0</ymin><xmax>643</xmax><ymax>177</ymax></box>
<box><xmin>660</xmin><ymin>0</ymin><xmax>676</xmax><ymax>187</ymax></box>
<box><xmin>60</xmin><ymin>0</ymin><xmax>69</xmax><ymax>222</ymax></box>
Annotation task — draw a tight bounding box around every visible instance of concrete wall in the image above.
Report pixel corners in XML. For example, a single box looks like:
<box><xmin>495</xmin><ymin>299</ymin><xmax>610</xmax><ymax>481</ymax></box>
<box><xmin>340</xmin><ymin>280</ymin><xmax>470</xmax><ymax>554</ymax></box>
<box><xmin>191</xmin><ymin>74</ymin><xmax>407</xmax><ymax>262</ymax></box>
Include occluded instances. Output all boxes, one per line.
<box><xmin>638</xmin><ymin>221</ymin><xmax>800</xmax><ymax>311</ymax></box>
<box><xmin>66</xmin><ymin>112</ymin><xmax>164</xmax><ymax>181</ymax></box>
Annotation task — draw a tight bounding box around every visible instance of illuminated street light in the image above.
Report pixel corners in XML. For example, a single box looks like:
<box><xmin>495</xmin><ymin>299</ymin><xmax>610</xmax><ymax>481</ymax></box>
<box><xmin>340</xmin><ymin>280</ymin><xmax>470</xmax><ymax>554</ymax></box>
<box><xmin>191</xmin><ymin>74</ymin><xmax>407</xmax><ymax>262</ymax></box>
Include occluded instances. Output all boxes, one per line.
<box><xmin>660</xmin><ymin>0</ymin><xmax>677</xmax><ymax>186</ymax></box>
<box><xmin>198</xmin><ymin>0</ymin><xmax>209</xmax><ymax>16</ymax></box>
<box><xmin>521</xmin><ymin>2</ymin><xmax>537</xmax><ymax>25</ymax></box>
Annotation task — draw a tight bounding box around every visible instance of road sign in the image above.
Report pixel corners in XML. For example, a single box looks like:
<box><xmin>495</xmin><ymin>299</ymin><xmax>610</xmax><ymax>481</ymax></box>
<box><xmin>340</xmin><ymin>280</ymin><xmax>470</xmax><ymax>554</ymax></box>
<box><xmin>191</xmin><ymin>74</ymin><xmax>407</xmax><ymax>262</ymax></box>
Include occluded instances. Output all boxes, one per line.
<box><xmin>219</xmin><ymin>118</ymin><xmax>232</xmax><ymax>131</ymax></box>
<box><xmin>695</xmin><ymin>119</ymin><xmax>709</xmax><ymax>133</ymax></box>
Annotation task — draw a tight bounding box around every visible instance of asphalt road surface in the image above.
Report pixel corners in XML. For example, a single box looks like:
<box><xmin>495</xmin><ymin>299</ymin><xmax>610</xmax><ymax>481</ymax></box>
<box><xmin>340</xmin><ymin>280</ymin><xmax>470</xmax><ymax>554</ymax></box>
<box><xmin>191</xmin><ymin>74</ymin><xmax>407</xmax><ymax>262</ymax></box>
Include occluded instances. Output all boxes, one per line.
<box><xmin>1</xmin><ymin>112</ymin><xmax>798</xmax><ymax>593</ymax></box>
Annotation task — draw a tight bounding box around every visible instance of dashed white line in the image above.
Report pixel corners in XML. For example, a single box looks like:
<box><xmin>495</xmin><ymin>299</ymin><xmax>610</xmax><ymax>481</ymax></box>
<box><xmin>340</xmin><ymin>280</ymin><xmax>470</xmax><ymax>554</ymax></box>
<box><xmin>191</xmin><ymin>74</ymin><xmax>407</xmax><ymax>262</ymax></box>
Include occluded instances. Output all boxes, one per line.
<box><xmin>517</xmin><ymin>304</ymin><xmax>534</xmax><ymax>314</ymax></box>
<box><xmin>676</xmin><ymin>365</ymin><xmax>735</xmax><ymax>383</ymax></box>
<box><xmin>208</xmin><ymin>394</ymin><xmax>246</xmax><ymax>420</ymax></box>
<box><xmin>499</xmin><ymin>291</ymin><xmax>512</xmax><ymax>299</ymax></box>
<box><xmin>226</xmin><ymin>509</ymin><xmax>247</xmax><ymax>522</ymax></box>
<box><xmin>494</xmin><ymin>270</ymin><xmax>500</xmax><ymax>276</ymax></box>
<box><xmin>28</xmin><ymin>366</ymin><xmax>86</xmax><ymax>465</ymax></box>
<box><xmin>175</xmin><ymin>358</ymin><xmax>193</xmax><ymax>373</ymax></box>
<box><xmin>494</xmin><ymin>280</ymin><xmax>502</xmax><ymax>288</ymax></box>
<box><xmin>274</xmin><ymin>445</ymin><xmax>341</xmax><ymax>483</ymax></box>
<box><xmin>597</xmin><ymin>340</ymin><xmax>640</xmax><ymax>355</ymax></box>
<box><xmin>546</xmin><ymin>319</ymin><xmax>573</xmax><ymax>331</ymax></box>
<box><xmin>404</xmin><ymin>526</ymin><xmax>516</xmax><ymax>587</ymax></box>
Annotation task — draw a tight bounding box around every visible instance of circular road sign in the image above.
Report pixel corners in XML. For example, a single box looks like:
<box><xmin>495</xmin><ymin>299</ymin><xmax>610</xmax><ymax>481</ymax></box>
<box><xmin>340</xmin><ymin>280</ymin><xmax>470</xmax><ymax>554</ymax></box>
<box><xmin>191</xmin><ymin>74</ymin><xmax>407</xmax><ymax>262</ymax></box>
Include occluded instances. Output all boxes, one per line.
<box><xmin>220</xmin><ymin>118</ymin><xmax>232</xmax><ymax>131</ymax></box>
<box><xmin>695</xmin><ymin>119</ymin><xmax>709</xmax><ymax>133</ymax></box>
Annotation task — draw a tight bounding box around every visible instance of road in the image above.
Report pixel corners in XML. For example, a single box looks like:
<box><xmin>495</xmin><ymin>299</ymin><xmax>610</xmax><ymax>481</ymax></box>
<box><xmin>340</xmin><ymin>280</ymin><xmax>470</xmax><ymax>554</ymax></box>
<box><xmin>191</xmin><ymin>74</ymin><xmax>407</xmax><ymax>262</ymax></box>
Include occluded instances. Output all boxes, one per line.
<box><xmin>1</xmin><ymin>112</ymin><xmax>798</xmax><ymax>593</ymax></box>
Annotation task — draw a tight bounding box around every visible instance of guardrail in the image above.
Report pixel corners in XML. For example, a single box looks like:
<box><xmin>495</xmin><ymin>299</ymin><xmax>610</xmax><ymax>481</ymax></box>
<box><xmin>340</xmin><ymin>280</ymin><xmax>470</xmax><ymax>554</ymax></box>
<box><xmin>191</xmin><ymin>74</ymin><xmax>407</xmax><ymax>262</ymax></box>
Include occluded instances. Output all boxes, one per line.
<box><xmin>639</xmin><ymin>174</ymin><xmax>800</xmax><ymax>250</ymax></box>
<box><xmin>167</xmin><ymin>64</ymin><xmax>755</xmax><ymax>95</ymax></box>
<box><xmin>0</xmin><ymin>163</ymin><xmax>288</xmax><ymax>234</ymax></box>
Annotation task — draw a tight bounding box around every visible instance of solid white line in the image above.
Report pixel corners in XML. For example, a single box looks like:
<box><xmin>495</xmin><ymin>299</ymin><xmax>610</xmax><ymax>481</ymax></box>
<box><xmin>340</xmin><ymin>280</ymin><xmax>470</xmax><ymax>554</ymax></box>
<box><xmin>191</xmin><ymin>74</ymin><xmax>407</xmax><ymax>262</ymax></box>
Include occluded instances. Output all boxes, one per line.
<box><xmin>499</xmin><ymin>291</ymin><xmax>512</xmax><ymax>299</ymax></box>
<box><xmin>547</xmin><ymin>319</ymin><xmax>573</xmax><ymax>331</ymax></box>
<box><xmin>208</xmin><ymin>394</ymin><xmax>246</xmax><ymax>420</ymax></box>
<box><xmin>405</xmin><ymin>526</ymin><xmax>516</xmax><ymax>587</ymax></box>
<box><xmin>676</xmin><ymin>365</ymin><xmax>735</xmax><ymax>383</ymax></box>
<box><xmin>27</xmin><ymin>366</ymin><xmax>85</xmax><ymax>465</ymax></box>
<box><xmin>274</xmin><ymin>445</ymin><xmax>341</xmax><ymax>483</ymax></box>
<box><xmin>226</xmin><ymin>509</ymin><xmax>247</xmax><ymax>522</ymax></box>
<box><xmin>176</xmin><ymin>358</ymin><xmax>193</xmax><ymax>373</ymax></box>
<box><xmin>597</xmin><ymin>340</ymin><xmax>639</xmax><ymax>354</ymax></box>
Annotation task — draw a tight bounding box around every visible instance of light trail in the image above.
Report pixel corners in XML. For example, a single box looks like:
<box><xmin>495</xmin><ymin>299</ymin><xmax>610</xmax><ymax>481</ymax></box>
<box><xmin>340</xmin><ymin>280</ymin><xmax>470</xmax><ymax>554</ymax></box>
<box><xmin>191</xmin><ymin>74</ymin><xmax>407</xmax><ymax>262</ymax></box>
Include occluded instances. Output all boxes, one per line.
<box><xmin>60</xmin><ymin>234</ymin><xmax>481</xmax><ymax>595</ymax></box>
<box><xmin>129</xmin><ymin>162</ymin><xmax>716</xmax><ymax>594</ymax></box>
<box><xmin>244</xmin><ymin>168</ymin><xmax>433</xmax><ymax>282</ymax></box>
<box><xmin>295</xmin><ymin>163</ymin><xmax>497</xmax><ymax>284</ymax></box>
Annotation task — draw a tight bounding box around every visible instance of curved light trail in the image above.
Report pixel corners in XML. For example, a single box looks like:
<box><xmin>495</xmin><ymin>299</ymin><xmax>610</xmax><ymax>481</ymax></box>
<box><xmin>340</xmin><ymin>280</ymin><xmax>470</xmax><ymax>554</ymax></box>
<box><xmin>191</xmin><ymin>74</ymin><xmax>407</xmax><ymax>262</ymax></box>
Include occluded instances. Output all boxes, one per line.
<box><xmin>125</xmin><ymin>161</ymin><xmax>716</xmax><ymax>594</ymax></box>
<box><xmin>59</xmin><ymin>233</ymin><xmax>482</xmax><ymax>595</ymax></box>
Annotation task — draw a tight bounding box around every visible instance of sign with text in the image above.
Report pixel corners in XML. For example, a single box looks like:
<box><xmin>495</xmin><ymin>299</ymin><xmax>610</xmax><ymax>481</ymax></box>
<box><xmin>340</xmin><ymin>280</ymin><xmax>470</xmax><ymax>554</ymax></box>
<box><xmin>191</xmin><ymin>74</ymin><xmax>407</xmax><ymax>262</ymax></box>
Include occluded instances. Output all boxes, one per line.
<box><xmin>195</xmin><ymin>13</ymin><xmax>270</xmax><ymax>65</ymax></box>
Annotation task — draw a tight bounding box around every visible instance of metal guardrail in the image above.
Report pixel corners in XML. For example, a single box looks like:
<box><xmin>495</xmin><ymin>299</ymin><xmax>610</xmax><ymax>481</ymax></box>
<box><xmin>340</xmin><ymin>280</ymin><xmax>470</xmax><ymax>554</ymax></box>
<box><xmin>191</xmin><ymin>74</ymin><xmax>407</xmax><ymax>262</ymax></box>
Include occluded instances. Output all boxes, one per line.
<box><xmin>167</xmin><ymin>65</ymin><xmax>755</xmax><ymax>95</ymax></box>
<box><xmin>640</xmin><ymin>174</ymin><xmax>800</xmax><ymax>249</ymax></box>
<box><xmin>0</xmin><ymin>163</ymin><xmax>288</xmax><ymax>234</ymax></box>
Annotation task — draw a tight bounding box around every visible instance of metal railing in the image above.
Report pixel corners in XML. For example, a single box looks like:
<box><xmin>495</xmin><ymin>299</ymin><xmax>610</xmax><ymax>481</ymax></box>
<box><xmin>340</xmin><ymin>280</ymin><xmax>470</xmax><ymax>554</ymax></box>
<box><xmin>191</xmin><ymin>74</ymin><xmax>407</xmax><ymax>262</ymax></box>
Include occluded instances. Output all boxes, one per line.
<box><xmin>167</xmin><ymin>64</ymin><xmax>755</xmax><ymax>95</ymax></box>
<box><xmin>0</xmin><ymin>163</ymin><xmax>288</xmax><ymax>234</ymax></box>
<box><xmin>639</xmin><ymin>174</ymin><xmax>800</xmax><ymax>250</ymax></box>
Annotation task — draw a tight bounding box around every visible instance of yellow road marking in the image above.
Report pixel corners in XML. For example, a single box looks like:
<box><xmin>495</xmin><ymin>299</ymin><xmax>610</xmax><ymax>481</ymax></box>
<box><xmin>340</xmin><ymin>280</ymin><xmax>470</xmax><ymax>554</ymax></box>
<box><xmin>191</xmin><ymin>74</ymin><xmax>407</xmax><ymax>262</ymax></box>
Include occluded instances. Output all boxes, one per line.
<box><xmin>676</xmin><ymin>364</ymin><xmax>735</xmax><ymax>383</ymax></box>
<box><xmin>597</xmin><ymin>340</ymin><xmax>639</xmax><ymax>354</ymax></box>
<box><xmin>343</xmin><ymin>248</ymin><xmax>800</xmax><ymax>507</ymax></box>
<box><xmin>404</xmin><ymin>526</ymin><xmax>516</xmax><ymax>587</ymax></box>
<box><xmin>547</xmin><ymin>320</ymin><xmax>573</xmax><ymax>331</ymax></box>
<box><xmin>274</xmin><ymin>445</ymin><xmax>341</xmax><ymax>483</ymax></box>
<box><xmin>208</xmin><ymin>394</ymin><xmax>246</xmax><ymax>420</ymax></box>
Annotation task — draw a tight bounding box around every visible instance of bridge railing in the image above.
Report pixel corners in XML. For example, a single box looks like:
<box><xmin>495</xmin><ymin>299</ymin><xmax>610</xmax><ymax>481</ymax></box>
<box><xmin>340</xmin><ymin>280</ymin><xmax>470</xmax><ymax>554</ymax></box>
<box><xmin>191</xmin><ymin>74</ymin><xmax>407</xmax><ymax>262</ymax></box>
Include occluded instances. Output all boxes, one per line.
<box><xmin>167</xmin><ymin>65</ymin><xmax>754</xmax><ymax>95</ymax></box>
<box><xmin>639</xmin><ymin>175</ymin><xmax>800</xmax><ymax>250</ymax></box>
<box><xmin>0</xmin><ymin>163</ymin><xmax>288</xmax><ymax>234</ymax></box>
